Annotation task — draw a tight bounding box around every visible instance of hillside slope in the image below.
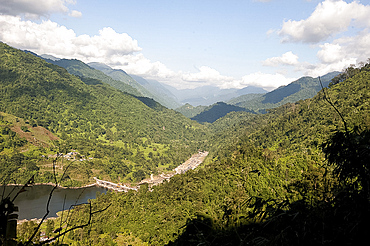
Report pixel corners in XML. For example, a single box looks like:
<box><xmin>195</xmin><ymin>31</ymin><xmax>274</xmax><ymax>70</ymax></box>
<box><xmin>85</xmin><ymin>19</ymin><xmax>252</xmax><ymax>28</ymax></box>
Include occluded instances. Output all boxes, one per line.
<box><xmin>129</xmin><ymin>74</ymin><xmax>181</xmax><ymax>109</ymax></box>
<box><xmin>190</xmin><ymin>102</ymin><xmax>255</xmax><ymax>123</ymax></box>
<box><xmin>42</xmin><ymin>58</ymin><xmax>143</xmax><ymax>97</ymax></box>
<box><xmin>0</xmin><ymin>42</ymin><xmax>209</xmax><ymax>185</ymax></box>
<box><xmin>84</xmin><ymin>62</ymin><xmax>181</xmax><ymax>109</ymax></box>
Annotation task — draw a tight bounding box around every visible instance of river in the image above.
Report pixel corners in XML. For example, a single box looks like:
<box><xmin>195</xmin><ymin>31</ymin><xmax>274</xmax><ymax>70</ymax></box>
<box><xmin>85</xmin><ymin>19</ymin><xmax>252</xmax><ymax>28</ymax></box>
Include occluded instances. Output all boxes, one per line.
<box><xmin>0</xmin><ymin>185</ymin><xmax>108</xmax><ymax>220</ymax></box>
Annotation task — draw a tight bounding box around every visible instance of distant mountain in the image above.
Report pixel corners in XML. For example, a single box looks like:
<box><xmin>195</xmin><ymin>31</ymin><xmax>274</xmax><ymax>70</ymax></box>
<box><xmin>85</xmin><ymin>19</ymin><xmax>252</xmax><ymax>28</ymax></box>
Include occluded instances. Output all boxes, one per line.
<box><xmin>87</xmin><ymin>62</ymin><xmax>139</xmax><ymax>92</ymax></box>
<box><xmin>129</xmin><ymin>74</ymin><xmax>182</xmax><ymax>109</ymax></box>
<box><xmin>190</xmin><ymin>102</ymin><xmax>255</xmax><ymax>123</ymax></box>
<box><xmin>86</xmin><ymin>62</ymin><xmax>181</xmax><ymax>109</ymax></box>
<box><xmin>41</xmin><ymin>58</ymin><xmax>142</xmax><ymax>96</ymax></box>
<box><xmin>165</xmin><ymin>85</ymin><xmax>267</xmax><ymax>106</ymax></box>
<box><xmin>40</xmin><ymin>54</ymin><xmax>60</xmax><ymax>61</ymax></box>
<box><xmin>226</xmin><ymin>93</ymin><xmax>263</xmax><ymax>107</ymax></box>
<box><xmin>229</xmin><ymin>72</ymin><xmax>340</xmax><ymax>112</ymax></box>
<box><xmin>176</xmin><ymin>103</ymin><xmax>208</xmax><ymax>118</ymax></box>
<box><xmin>187</xmin><ymin>72</ymin><xmax>340</xmax><ymax>123</ymax></box>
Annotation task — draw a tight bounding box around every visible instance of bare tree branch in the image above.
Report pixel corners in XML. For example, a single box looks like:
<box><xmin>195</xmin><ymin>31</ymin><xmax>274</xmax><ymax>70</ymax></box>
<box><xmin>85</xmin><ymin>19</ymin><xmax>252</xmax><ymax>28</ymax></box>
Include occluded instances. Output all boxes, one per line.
<box><xmin>39</xmin><ymin>203</ymin><xmax>111</xmax><ymax>245</ymax></box>
<box><xmin>319</xmin><ymin>76</ymin><xmax>348</xmax><ymax>133</ymax></box>
<box><xmin>25</xmin><ymin>157</ymin><xmax>74</xmax><ymax>245</ymax></box>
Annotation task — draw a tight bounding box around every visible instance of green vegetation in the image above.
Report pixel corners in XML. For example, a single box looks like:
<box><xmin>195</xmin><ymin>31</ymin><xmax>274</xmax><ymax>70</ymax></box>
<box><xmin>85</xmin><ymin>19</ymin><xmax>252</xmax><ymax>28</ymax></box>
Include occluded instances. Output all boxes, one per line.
<box><xmin>175</xmin><ymin>103</ymin><xmax>207</xmax><ymax>118</ymax></box>
<box><xmin>1</xmin><ymin>42</ymin><xmax>370</xmax><ymax>245</ymax></box>
<box><xmin>44</xmin><ymin>58</ymin><xmax>143</xmax><ymax>97</ymax></box>
<box><xmin>190</xmin><ymin>102</ymin><xmax>255</xmax><ymax>123</ymax></box>
<box><xmin>57</xmin><ymin>63</ymin><xmax>369</xmax><ymax>245</ymax></box>
<box><xmin>0</xmin><ymin>42</ymin><xmax>209</xmax><ymax>186</ymax></box>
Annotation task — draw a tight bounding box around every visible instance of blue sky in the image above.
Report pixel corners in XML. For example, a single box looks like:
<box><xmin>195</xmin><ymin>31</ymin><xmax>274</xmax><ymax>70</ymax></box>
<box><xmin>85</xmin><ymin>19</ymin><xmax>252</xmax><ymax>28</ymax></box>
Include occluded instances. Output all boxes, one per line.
<box><xmin>1</xmin><ymin>0</ymin><xmax>370</xmax><ymax>90</ymax></box>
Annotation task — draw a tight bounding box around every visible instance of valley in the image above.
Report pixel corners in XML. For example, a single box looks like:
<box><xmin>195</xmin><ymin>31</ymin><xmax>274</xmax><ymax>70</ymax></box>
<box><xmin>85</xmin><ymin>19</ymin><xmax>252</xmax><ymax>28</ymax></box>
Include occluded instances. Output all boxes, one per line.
<box><xmin>1</xmin><ymin>42</ymin><xmax>370</xmax><ymax>245</ymax></box>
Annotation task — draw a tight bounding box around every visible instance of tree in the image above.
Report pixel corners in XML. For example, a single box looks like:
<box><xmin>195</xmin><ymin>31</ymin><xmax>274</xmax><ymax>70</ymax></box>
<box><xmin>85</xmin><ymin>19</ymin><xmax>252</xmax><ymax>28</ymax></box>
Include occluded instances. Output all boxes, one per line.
<box><xmin>323</xmin><ymin>129</ymin><xmax>370</xmax><ymax>197</ymax></box>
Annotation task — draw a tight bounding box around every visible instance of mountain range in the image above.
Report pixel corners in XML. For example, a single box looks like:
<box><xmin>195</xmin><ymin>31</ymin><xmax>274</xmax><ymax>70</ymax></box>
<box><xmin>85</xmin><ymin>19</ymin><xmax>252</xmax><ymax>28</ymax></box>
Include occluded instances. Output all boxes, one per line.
<box><xmin>28</xmin><ymin>50</ymin><xmax>343</xmax><ymax>127</ymax></box>
<box><xmin>38</xmin><ymin>53</ymin><xmax>340</xmax><ymax>124</ymax></box>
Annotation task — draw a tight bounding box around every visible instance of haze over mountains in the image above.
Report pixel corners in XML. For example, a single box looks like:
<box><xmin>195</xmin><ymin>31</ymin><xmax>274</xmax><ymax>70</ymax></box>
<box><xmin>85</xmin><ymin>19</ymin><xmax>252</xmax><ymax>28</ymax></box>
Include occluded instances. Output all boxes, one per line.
<box><xmin>37</xmin><ymin>52</ymin><xmax>340</xmax><ymax>123</ymax></box>
<box><xmin>38</xmin><ymin>54</ymin><xmax>268</xmax><ymax>109</ymax></box>
<box><xmin>36</xmin><ymin>53</ymin><xmax>342</xmax><ymax>125</ymax></box>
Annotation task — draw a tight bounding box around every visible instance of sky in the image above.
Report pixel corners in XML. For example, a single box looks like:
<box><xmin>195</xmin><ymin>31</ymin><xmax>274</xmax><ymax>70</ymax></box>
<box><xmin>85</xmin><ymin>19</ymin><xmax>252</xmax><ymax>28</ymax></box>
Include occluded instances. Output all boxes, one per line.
<box><xmin>1</xmin><ymin>0</ymin><xmax>370</xmax><ymax>90</ymax></box>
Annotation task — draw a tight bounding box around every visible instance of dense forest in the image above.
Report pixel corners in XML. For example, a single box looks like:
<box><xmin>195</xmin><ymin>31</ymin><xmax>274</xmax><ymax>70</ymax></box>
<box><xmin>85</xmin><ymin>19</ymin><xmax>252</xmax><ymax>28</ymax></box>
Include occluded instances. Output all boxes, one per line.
<box><xmin>1</xmin><ymin>42</ymin><xmax>370</xmax><ymax>245</ymax></box>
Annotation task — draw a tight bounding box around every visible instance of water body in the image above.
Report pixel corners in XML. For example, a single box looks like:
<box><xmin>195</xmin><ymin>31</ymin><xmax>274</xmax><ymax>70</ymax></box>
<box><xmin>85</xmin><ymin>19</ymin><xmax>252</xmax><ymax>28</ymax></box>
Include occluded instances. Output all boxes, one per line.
<box><xmin>0</xmin><ymin>185</ymin><xmax>108</xmax><ymax>220</ymax></box>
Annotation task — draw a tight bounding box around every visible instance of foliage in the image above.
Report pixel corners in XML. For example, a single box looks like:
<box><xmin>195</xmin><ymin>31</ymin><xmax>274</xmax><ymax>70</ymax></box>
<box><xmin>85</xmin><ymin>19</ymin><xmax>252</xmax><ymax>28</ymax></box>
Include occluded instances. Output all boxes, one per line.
<box><xmin>323</xmin><ymin>129</ymin><xmax>370</xmax><ymax>197</ymax></box>
<box><xmin>329</xmin><ymin>61</ymin><xmax>370</xmax><ymax>87</ymax></box>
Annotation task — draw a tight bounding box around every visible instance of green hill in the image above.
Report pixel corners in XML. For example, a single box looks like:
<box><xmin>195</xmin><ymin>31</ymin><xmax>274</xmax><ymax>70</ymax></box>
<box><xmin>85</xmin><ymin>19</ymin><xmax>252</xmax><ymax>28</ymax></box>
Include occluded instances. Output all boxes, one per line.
<box><xmin>0</xmin><ymin>42</ymin><xmax>209</xmax><ymax>185</ymax></box>
<box><xmin>87</xmin><ymin>64</ymin><xmax>182</xmax><ymax>109</ymax></box>
<box><xmin>190</xmin><ymin>102</ymin><xmax>255</xmax><ymax>123</ymax></box>
<box><xmin>176</xmin><ymin>103</ymin><xmax>208</xmax><ymax>118</ymax></box>
<box><xmin>42</xmin><ymin>58</ymin><xmax>143</xmax><ymax>97</ymax></box>
<box><xmin>87</xmin><ymin>62</ymin><xmax>143</xmax><ymax>94</ymax></box>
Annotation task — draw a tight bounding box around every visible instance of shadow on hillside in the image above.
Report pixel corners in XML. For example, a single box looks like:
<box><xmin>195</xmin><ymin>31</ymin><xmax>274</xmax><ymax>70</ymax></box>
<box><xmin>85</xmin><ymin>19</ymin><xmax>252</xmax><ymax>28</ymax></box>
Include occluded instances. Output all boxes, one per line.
<box><xmin>167</xmin><ymin>194</ymin><xmax>370</xmax><ymax>246</ymax></box>
<box><xmin>134</xmin><ymin>96</ymin><xmax>165</xmax><ymax>111</ymax></box>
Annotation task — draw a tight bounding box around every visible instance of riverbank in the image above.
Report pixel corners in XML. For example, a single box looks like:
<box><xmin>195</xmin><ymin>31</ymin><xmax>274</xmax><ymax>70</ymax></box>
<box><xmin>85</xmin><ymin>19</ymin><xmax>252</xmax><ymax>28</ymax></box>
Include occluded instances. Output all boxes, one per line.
<box><xmin>3</xmin><ymin>182</ymin><xmax>97</xmax><ymax>189</ymax></box>
<box><xmin>4</xmin><ymin>151</ymin><xmax>209</xmax><ymax>192</ymax></box>
<box><xmin>139</xmin><ymin>151</ymin><xmax>209</xmax><ymax>187</ymax></box>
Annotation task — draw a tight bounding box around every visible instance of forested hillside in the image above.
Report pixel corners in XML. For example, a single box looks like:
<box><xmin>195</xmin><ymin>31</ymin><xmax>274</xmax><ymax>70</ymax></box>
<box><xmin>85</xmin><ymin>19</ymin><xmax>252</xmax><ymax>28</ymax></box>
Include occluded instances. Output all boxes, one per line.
<box><xmin>175</xmin><ymin>103</ymin><xmax>208</xmax><ymax>118</ymax></box>
<box><xmin>0</xmin><ymin>42</ymin><xmax>209</xmax><ymax>186</ymax></box>
<box><xmin>190</xmin><ymin>102</ymin><xmax>255</xmax><ymax>123</ymax></box>
<box><xmin>41</xmin><ymin>62</ymin><xmax>370</xmax><ymax>245</ymax></box>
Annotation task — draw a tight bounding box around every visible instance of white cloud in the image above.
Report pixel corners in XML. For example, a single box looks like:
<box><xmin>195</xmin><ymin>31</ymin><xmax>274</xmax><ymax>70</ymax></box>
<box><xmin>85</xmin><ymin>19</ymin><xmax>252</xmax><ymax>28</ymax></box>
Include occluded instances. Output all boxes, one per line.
<box><xmin>0</xmin><ymin>15</ymin><xmax>141</xmax><ymax>59</ymax></box>
<box><xmin>279</xmin><ymin>0</ymin><xmax>370</xmax><ymax>43</ymax></box>
<box><xmin>0</xmin><ymin>14</ymin><xmax>297</xmax><ymax>90</ymax></box>
<box><xmin>263</xmin><ymin>51</ymin><xmax>299</xmax><ymax>66</ymax></box>
<box><xmin>239</xmin><ymin>72</ymin><xmax>294</xmax><ymax>89</ymax></box>
<box><xmin>69</xmin><ymin>10</ymin><xmax>82</xmax><ymax>18</ymax></box>
<box><xmin>0</xmin><ymin>0</ymin><xmax>79</xmax><ymax>19</ymax></box>
<box><xmin>303</xmin><ymin>28</ymin><xmax>370</xmax><ymax>76</ymax></box>
<box><xmin>334</xmin><ymin>30</ymin><xmax>370</xmax><ymax>63</ymax></box>
<box><xmin>112</xmin><ymin>53</ymin><xmax>178</xmax><ymax>80</ymax></box>
<box><xmin>317</xmin><ymin>43</ymin><xmax>344</xmax><ymax>64</ymax></box>
<box><xmin>304</xmin><ymin>58</ymin><xmax>357</xmax><ymax>78</ymax></box>
<box><xmin>0</xmin><ymin>15</ymin><xmax>192</xmax><ymax>88</ymax></box>
<box><xmin>182</xmin><ymin>66</ymin><xmax>234</xmax><ymax>82</ymax></box>
<box><xmin>269</xmin><ymin>1</ymin><xmax>370</xmax><ymax>80</ymax></box>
